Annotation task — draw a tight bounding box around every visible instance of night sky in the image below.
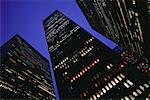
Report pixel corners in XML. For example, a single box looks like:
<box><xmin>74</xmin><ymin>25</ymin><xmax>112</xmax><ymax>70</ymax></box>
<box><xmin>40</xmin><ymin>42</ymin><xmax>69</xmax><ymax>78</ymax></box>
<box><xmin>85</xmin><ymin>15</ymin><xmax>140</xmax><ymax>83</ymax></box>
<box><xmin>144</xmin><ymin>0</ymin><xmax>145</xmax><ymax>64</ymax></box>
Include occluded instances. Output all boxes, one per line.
<box><xmin>1</xmin><ymin>0</ymin><xmax>117</xmax><ymax>99</ymax></box>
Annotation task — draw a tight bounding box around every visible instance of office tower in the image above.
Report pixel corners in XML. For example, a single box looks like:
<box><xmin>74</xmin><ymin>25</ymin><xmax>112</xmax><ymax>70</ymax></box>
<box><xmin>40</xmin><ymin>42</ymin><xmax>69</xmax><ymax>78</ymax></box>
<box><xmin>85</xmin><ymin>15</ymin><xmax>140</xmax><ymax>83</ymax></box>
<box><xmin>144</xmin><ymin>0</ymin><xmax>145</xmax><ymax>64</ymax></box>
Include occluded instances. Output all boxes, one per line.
<box><xmin>0</xmin><ymin>35</ymin><xmax>56</xmax><ymax>99</ymax></box>
<box><xmin>43</xmin><ymin>10</ymin><xmax>149</xmax><ymax>99</ymax></box>
<box><xmin>76</xmin><ymin>0</ymin><xmax>150</xmax><ymax>61</ymax></box>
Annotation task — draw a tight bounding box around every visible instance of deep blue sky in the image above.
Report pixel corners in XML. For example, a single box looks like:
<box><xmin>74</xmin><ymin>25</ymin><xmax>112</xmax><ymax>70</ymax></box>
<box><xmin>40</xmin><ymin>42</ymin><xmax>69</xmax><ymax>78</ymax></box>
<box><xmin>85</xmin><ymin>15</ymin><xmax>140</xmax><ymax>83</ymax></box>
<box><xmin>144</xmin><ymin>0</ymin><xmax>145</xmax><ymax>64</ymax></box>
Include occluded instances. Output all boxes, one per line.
<box><xmin>1</xmin><ymin>0</ymin><xmax>117</xmax><ymax>99</ymax></box>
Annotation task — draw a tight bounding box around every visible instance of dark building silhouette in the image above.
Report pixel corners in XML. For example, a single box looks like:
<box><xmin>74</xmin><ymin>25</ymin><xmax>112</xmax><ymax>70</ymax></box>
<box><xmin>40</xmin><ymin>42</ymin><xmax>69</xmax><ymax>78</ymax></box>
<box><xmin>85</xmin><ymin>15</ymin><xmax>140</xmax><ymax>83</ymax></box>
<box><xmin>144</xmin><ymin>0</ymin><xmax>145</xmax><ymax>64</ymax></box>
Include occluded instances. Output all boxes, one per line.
<box><xmin>0</xmin><ymin>35</ymin><xmax>56</xmax><ymax>99</ymax></box>
<box><xmin>43</xmin><ymin>10</ymin><xmax>149</xmax><ymax>99</ymax></box>
<box><xmin>76</xmin><ymin>0</ymin><xmax>150</xmax><ymax>61</ymax></box>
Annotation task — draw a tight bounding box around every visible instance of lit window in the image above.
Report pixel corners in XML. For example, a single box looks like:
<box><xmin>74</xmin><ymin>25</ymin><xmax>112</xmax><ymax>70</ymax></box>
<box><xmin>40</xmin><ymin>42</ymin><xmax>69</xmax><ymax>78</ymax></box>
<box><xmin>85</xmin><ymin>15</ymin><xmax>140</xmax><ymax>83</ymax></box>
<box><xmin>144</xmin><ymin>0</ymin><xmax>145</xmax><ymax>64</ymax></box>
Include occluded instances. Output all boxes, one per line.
<box><xmin>83</xmin><ymin>92</ymin><xmax>86</xmax><ymax>96</ymax></box>
<box><xmin>9</xmin><ymin>58</ymin><xmax>16</xmax><ymax>63</ymax></box>
<box><xmin>64</xmin><ymin>72</ymin><xmax>67</xmax><ymax>75</ymax></box>
<box><xmin>102</xmin><ymin>88</ymin><xmax>106</xmax><ymax>93</ymax></box>
<box><xmin>139</xmin><ymin>85</ymin><xmax>145</xmax><ymax>91</ymax></box>
<box><xmin>117</xmin><ymin>76</ymin><xmax>122</xmax><ymax>81</ymax></box>
<box><xmin>80</xmin><ymin>72</ymin><xmax>83</xmax><ymax>75</ymax></box>
<box><xmin>18</xmin><ymin>76</ymin><xmax>25</xmax><ymax>81</ymax></box>
<box><xmin>123</xmin><ymin>82</ymin><xmax>130</xmax><ymax>88</ymax></box>
<box><xmin>107</xmin><ymin>65</ymin><xmax>110</xmax><ymax>69</ymax></box>
<box><xmin>84</xmin><ymin>68</ymin><xmax>87</xmax><ymax>72</ymax></box>
<box><xmin>132</xmin><ymin>91</ymin><xmax>138</xmax><ymax>96</ymax></box>
<box><xmin>120</xmin><ymin>64</ymin><xmax>124</xmax><ymax>68</ymax></box>
<box><xmin>126</xmin><ymin>80</ymin><xmax>133</xmax><ymax>86</ymax></box>
<box><xmin>96</xmin><ymin>59</ymin><xmax>99</xmax><ymax>62</ymax></box>
<box><xmin>136</xmin><ymin>89</ymin><xmax>142</xmax><ymax>94</ymax></box>
<box><xmin>89</xmin><ymin>97</ymin><xmax>93</xmax><ymax>100</ymax></box>
<box><xmin>144</xmin><ymin>83</ymin><xmax>149</xmax><ymax>88</ymax></box>
<box><xmin>27</xmin><ymin>70</ymin><xmax>32</xmax><ymax>74</ymax></box>
<box><xmin>105</xmin><ymin>85</ymin><xmax>109</xmax><ymax>91</ymax></box>
<box><xmin>73</xmin><ymin>77</ymin><xmax>75</xmax><ymax>81</ymax></box>
<box><xmin>108</xmin><ymin>83</ymin><xmax>113</xmax><ymax>88</ymax></box>
<box><xmin>96</xmin><ymin>93</ymin><xmax>100</xmax><ymax>98</ymax></box>
<box><xmin>5</xmin><ymin>69</ymin><xmax>12</xmax><ymax>74</ymax></box>
<box><xmin>109</xmin><ymin>64</ymin><xmax>113</xmax><ymax>67</ymax></box>
<box><xmin>11</xmin><ymin>44</ymin><xmax>15</xmax><ymax>47</ymax></box>
<box><xmin>114</xmin><ymin>78</ymin><xmax>119</xmax><ymax>83</ymax></box>
<box><xmin>17</xmin><ymin>59</ymin><xmax>21</xmax><ymax>62</ymax></box>
<box><xmin>124</xmin><ymin>96</ymin><xmax>130</xmax><ymax>100</ymax></box>
<box><xmin>7</xmin><ymin>52</ymin><xmax>13</xmax><ymax>56</ymax></box>
<box><xmin>92</xmin><ymin>94</ymin><xmax>97</xmax><ymax>99</ymax></box>
<box><xmin>22</xmin><ymin>62</ymin><xmax>27</xmax><ymax>66</ymax></box>
<box><xmin>95</xmin><ymin>83</ymin><xmax>98</xmax><ymax>87</ymax></box>
<box><xmin>94</xmin><ymin>60</ymin><xmax>97</xmax><ymax>64</ymax></box>
<box><xmin>120</xmin><ymin>73</ymin><xmax>125</xmax><ymax>78</ymax></box>
<box><xmin>100</xmin><ymin>91</ymin><xmax>103</xmax><ymax>95</ymax></box>
<box><xmin>132</xmin><ymin>0</ymin><xmax>136</xmax><ymax>4</ymax></box>
<box><xmin>92</xmin><ymin>62</ymin><xmax>95</xmax><ymax>66</ymax></box>
<box><xmin>111</xmin><ymin>80</ymin><xmax>116</xmax><ymax>86</ymax></box>
<box><xmin>129</xmin><ymin>95</ymin><xmax>135</xmax><ymax>99</ymax></box>
<box><xmin>82</xmin><ymin>70</ymin><xmax>85</xmax><ymax>73</ymax></box>
<box><xmin>0</xmin><ymin>84</ymin><xmax>12</xmax><ymax>91</ymax></box>
<box><xmin>75</xmin><ymin>76</ymin><xmax>78</xmax><ymax>79</ymax></box>
<box><xmin>146</xmin><ymin>98</ymin><xmax>149</xmax><ymax>100</ymax></box>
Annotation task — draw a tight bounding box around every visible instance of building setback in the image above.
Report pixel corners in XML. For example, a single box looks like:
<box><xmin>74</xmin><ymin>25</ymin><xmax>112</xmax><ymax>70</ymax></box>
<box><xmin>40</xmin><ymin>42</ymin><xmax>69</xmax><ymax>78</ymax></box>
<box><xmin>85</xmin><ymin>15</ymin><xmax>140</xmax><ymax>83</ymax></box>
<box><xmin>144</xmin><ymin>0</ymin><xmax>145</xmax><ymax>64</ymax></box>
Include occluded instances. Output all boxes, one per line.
<box><xmin>43</xmin><ymin>10</ymin><xmax>149</xmax><ymax>99</ymax></box>
<box><xmin>0</xmin><ymin>34</ymin><xmax>56</xmax><ymax>99</ymax></box>
<box><xmin>76</xmin><ymin>0</ymin><xmax>150</xmax><ymax>61</ymax></box>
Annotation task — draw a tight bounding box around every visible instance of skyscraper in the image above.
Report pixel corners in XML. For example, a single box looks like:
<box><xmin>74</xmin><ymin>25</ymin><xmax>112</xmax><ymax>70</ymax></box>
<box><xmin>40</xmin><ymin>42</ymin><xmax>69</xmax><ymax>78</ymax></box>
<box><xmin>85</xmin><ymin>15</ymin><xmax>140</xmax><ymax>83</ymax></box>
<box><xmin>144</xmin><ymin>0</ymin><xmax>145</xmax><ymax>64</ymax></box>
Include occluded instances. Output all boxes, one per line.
<box><xmin>0</xmin><ymin>35</ymin><xmax>56</xmax><ymax>99</ymax></box>
<box><xmin>76</xmin><ymin>0</ymin><xmax>150</xmax><ymax>61</ymax></box>
<box><xmin>43</xmin><ymin>10</ymin><xmax>149</xmax><ymax>99</ymax></box>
